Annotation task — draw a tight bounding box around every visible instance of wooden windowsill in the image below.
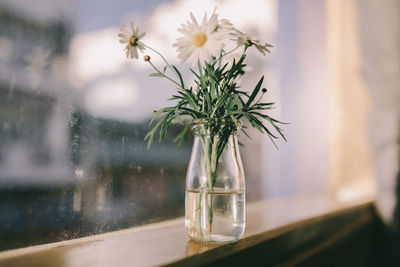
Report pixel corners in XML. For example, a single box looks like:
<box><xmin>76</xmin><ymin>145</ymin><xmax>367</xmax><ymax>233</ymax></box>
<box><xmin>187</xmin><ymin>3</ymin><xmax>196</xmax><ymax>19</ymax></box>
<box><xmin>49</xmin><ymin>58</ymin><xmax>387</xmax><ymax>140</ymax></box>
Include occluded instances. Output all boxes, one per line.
<box><xmin>0</xmin><ymin>192</ymin><xmax>375</xmax><ymax>267</ymax></box>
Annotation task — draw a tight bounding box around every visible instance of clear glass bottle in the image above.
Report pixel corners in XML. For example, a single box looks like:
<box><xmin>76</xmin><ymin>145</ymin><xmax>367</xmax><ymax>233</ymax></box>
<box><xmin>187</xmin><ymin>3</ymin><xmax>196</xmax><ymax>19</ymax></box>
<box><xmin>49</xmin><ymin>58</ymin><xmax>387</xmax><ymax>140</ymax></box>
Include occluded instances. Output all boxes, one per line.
<box><xmin>185</xmin><ymin>119</ymin><xmax>245</xmax><ymax>243</ymax></box>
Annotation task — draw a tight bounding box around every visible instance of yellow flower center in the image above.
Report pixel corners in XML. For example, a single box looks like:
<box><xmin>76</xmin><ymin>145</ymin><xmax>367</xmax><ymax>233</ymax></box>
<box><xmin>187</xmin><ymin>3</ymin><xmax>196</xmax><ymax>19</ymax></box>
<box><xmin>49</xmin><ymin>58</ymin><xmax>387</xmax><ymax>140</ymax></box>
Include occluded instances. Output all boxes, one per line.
<box><xmin>129</xmin><ymin>35</ymin><xmax>138</xmax><ymax>46</ymax></box>
<box><xmin>192</xmin><ymin>32</ymin><xmax>207</xmax><ymax>47</ymax></box>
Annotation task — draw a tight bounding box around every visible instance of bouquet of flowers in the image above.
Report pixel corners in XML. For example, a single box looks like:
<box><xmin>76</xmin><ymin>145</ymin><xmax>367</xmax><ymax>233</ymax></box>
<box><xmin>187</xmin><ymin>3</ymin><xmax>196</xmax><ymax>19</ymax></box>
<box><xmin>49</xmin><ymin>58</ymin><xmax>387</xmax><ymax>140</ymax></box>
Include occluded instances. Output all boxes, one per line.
<box><xmin>119</xmin><ymin>9</ymin><xmax>286</xmax><ymax>242</ymax></box>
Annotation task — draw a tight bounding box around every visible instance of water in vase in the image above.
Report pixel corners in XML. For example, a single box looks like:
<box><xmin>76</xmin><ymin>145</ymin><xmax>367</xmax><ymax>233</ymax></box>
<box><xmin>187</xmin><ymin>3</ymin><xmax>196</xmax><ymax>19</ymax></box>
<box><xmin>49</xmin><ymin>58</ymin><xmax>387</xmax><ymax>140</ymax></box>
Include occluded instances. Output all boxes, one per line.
<box><xmin>185</xmin><ymin>189</ymin><xmax>245</xmax><ymax>243</ymax></box>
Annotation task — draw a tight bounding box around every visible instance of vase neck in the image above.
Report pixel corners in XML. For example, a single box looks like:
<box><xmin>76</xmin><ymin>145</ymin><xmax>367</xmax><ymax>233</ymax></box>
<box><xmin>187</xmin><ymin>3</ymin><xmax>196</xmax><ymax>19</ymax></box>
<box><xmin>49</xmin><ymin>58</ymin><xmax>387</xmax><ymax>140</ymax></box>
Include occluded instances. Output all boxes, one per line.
<box><xmin>190</xmin><ymin>120</ymin><xmax>241</xmax><ymax>137</ymax></box>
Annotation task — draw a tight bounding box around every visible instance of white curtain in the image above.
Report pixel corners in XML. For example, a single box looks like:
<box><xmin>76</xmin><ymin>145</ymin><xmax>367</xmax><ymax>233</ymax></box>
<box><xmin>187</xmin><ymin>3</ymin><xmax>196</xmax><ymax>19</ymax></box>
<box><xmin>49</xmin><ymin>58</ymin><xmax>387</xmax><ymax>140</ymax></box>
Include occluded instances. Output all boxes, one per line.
<box><xmin>356</xmin><ymin>0</ymin><xmax>400</xmax><ymax>224</ymax></box>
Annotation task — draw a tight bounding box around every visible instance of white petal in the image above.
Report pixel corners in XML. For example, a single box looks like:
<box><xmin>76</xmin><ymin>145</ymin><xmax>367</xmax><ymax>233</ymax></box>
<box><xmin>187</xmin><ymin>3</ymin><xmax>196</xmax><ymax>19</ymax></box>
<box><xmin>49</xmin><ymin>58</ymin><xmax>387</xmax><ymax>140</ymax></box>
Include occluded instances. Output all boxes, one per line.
<box><xmin>200</xmin><ymin>12</ymin><xmax>208</xmax><ymax>31</ymax></box>
<box><xmin>126</xmin><ymin>49</ymin><xmax>131</xmax><ymax>58</ymax></box>
<box><xmin>118</xmin><ymin>35</ymin><xmax>129</xmax><ymax>43</ymax></box>
<box><xmin>191</xmin><ymin>50</ymin><xmax>200</xmax><ymax>66</ymax></box>
<box><xmin>137</xmin><ymin>42</ymin><xmax>145</xmax><ymax>52</ymax></box>
<box><xmin>130</xmin><ymin>23</ymin><xmax>136</xmax><ymax>35</ymax></box>
<box><xmin>178</xmin><ymin>28</ymin><xmax>191</xmax><ymax>35</ymax></box>
<box><xmin>118</xmin><ymin>33</ymin><xmax>127</xmax><ymax>38</ymax></box>
<box><xmin>130</xmin><ymin>47</ymin><xmax>138</xmax><ymax>59</ymax></box>
<box><xmin>254</xmin><ymin>45</ymin><xmax>266</xmax><ymax>55</ymax></box>
<box><xmin>207</xmin><ymin>15</ymin><xmax>218</xmax><ymax>32</ymax></box>
<box><xmin>190</xmin><ymin>12</ymin><xmax>199</xmax><ymax>29</ymax></box>
<box><xmin>120</xmin><ymin>25</ymin><xmax>130</xmax><ymax>35</ymax></box>
<box><xmin>182</xmin><ymin>47</ymin><xmax>195</xmax><ymax>62</ymax></box>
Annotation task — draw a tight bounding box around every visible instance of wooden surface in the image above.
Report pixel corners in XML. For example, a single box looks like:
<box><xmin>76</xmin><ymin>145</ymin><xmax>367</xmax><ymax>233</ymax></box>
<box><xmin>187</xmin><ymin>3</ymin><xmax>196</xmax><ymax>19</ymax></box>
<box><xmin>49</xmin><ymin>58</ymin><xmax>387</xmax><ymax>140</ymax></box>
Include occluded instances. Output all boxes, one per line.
<box><xmin>0</xmin><ymin>193</ymin><xmax>374</xmax><ymax>267</ymax></box>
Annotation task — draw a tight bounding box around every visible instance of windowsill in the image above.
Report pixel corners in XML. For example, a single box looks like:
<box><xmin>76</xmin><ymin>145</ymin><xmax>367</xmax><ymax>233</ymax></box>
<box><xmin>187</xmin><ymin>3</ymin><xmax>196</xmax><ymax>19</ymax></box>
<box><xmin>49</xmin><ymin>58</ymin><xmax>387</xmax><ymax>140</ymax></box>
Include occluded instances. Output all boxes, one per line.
<box><xmin>0</xmin><ymin>192</ymin><xmax>375</xmax><ymax>267</ymax></box>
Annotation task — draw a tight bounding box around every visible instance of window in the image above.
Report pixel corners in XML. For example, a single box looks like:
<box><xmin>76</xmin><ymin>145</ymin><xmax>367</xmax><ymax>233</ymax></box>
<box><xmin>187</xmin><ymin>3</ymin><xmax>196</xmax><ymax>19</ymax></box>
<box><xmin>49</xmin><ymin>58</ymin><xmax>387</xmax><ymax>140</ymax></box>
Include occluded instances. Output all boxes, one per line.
<box><xmin>0</xmin><ymin>0</ymin><xmax>279</xmax><ymax>250</ymax></box>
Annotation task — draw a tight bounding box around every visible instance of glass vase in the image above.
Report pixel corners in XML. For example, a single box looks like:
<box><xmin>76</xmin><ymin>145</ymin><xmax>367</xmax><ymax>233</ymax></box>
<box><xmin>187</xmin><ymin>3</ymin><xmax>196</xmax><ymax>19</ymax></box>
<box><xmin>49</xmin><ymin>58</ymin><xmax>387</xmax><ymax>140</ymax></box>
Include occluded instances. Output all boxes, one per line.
<box><xmin>185</xmin><ymin>119</ymin><xmax>245</xmax><ymax>243</ymax></box>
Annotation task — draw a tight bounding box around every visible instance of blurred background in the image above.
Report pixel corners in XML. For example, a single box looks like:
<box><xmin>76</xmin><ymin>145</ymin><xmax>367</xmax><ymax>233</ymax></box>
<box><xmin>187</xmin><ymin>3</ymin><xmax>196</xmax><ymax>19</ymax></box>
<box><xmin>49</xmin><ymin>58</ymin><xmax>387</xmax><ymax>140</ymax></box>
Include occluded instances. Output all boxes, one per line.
<box><xmin>0</xmin><ymin>0</ymin><xmax>398</xmax><ymax>251</ymax></box>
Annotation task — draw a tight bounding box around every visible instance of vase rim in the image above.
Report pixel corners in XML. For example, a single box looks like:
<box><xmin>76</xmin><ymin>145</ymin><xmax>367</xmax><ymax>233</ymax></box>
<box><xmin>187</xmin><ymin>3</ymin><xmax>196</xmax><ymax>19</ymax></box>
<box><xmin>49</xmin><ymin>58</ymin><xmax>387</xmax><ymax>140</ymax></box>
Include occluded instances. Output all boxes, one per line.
<box><xmin>190</xmin><ymin>118</ymin><xmax>242</xmax><ymax>136</ymax></box>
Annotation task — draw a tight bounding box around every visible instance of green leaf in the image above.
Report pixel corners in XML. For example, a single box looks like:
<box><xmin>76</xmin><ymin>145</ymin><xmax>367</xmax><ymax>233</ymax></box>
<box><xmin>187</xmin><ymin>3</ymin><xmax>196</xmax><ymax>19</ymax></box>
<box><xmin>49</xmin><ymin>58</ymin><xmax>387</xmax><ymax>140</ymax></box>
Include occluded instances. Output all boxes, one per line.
<box><xmin>149</xmin><ymin>107</ymin><xmax>173</xmax><ymax>127</ymax></box>
<box><xmin>177</xmin><ymin>90</ymin><xmax>199</xmax><ymax>112</ymax></box>
<box><xmin>144</xmin><ymin>118</ymin><xmax>164</xmax><ymax>149</ymax></box>
<box><xmin>172</xmin><ymin>65</ymin><xmax>185</xmax><ymax>89</ymax></box>
<box><xmin>173</xmin><ymin>124</ymin><xmax>190</xmax><ymax>148</ymax></box>
<box><xmin>149</xmin><ymin>73</ymin><xmax>164</xmax><ymax>77</ymax></box>
<box><xmin>245</xmin><ymin>75</ymin><xmax>264</xmax><ymax>109</ymax></box>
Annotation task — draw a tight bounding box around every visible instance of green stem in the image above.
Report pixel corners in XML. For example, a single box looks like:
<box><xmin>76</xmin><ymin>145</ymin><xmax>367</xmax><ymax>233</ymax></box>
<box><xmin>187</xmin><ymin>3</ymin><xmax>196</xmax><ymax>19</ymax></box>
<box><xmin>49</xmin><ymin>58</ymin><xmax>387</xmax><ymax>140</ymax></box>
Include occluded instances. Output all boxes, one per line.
<box><xmin>200</xmin><ymin>134</ymin><xmax>220</xmax><ymax>234</ymax></box>
<box><xmin>195</xmin><ymin>132</ymin><xmax>208</xmax><ymax>237</ymax></box>
<box><xmin>202</xmin><ymin>137</ymin><xmax>212</xmax><ymax>234</ymax></box>
<box><xmin>210</xmin><ymin>135</ymin><xmax>219</xmax><ymax>186</ymax></box>
<box><xmin>147</xmin><ymin>60</ymin><xmax>181</xmax><ymax>88</ymax></box>
<box><xmin>221</xmin><ymin>45</ymin><xmax>241</xmax><ymax>59</ymax></box>
<box><xmin>218</xmin><ymin>50</ymin><xmax>223</xmax><ymax>69</ymax></box>
<box><xmin>144</xmin><ymin>44</ymin><xmax>183</xmax><ymax>86</ymax></box>
<box><xmin>195</xmin><ymin>191</ymin><xmax>202</xmax><ymax>237</ymax></box>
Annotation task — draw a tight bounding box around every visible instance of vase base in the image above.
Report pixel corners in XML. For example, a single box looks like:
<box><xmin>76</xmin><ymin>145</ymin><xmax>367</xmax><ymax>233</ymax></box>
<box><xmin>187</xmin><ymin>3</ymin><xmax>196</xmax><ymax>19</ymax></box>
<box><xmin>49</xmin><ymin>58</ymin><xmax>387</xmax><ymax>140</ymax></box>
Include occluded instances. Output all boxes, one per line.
<box><xmin>188</xmin><ymin>234</ymin><xmax>239</xmax><ymax>243</ymax></box>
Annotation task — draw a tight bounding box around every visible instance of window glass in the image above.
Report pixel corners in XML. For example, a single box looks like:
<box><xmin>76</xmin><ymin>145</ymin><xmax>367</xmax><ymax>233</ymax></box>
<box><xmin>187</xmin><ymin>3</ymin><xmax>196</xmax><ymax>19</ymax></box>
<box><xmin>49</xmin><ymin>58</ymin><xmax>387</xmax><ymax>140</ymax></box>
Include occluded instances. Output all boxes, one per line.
<box><xmin>0</xmin><ymin>0</ymin><xmax>278</xmax><ymax>250</ymax></box>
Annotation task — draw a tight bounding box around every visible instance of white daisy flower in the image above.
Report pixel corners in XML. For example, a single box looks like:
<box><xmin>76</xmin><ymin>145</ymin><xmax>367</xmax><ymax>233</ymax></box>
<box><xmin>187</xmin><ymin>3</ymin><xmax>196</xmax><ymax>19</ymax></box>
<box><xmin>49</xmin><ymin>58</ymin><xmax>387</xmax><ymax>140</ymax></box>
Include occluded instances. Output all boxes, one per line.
<box><xmin>235</xmin><ymin>30</ymin><xmax>273</xmax><ymax>56</ymax></box>
<box><xmin>217</xmin><ymin>19</ymin><xmax>236</xmax><ymax>35</ymax></box>
<box><xmin>173</xmin><ymin>11</ymin><xmax>227</xmax><ymax>65</ymax></box>
<box><xmin>118</xmin><ymin>23</ymin><xmax>146</xmax><ymax>59</ymax></box>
